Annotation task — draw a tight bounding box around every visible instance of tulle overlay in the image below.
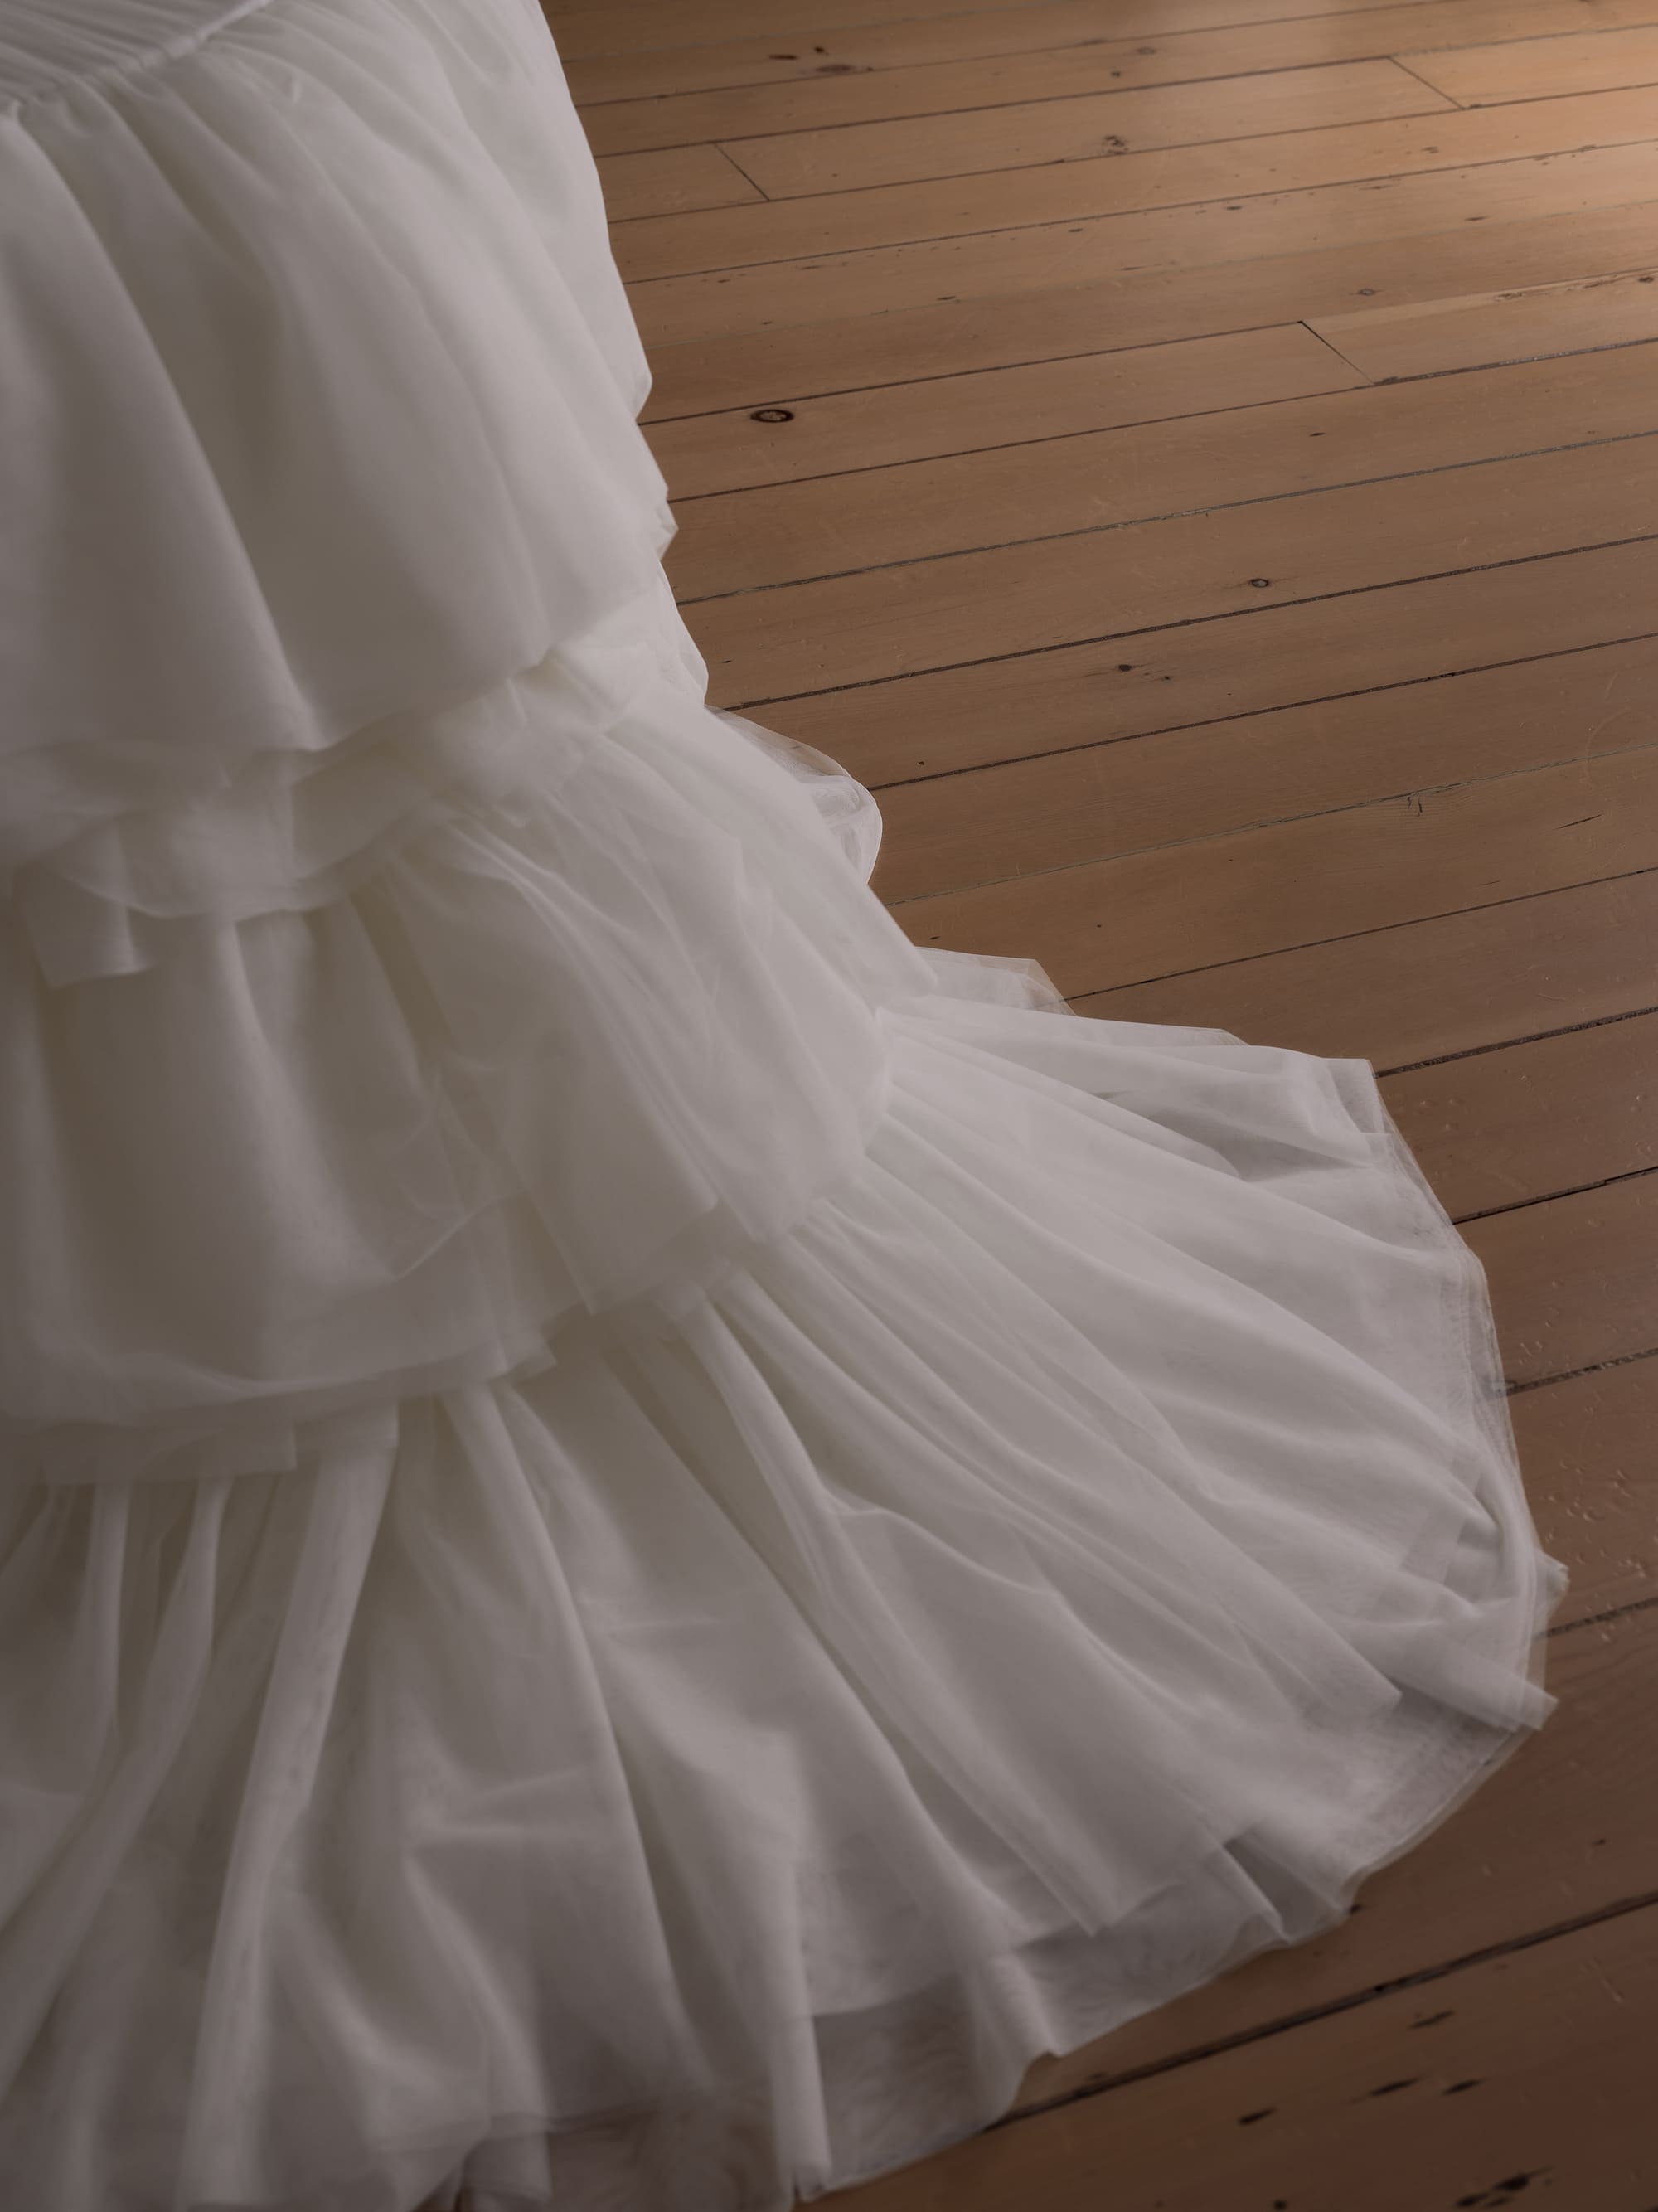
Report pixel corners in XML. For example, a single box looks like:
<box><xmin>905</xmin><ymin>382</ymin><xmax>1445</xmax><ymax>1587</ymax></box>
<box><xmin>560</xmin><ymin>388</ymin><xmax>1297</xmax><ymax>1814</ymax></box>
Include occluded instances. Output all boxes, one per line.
<box><xmin>0</xmin><ymin>0</ymin><xmax>1564</xmax><ymax>2206</ymax></box>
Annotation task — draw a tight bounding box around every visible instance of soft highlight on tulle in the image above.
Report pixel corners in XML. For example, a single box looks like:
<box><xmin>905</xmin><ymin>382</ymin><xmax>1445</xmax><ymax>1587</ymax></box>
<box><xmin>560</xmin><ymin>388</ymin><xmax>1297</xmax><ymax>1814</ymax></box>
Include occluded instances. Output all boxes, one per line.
<box><xmin>0</xmin><ymin>0</ymin><xmax>1565</xmax><ymax>2205</ymax></box>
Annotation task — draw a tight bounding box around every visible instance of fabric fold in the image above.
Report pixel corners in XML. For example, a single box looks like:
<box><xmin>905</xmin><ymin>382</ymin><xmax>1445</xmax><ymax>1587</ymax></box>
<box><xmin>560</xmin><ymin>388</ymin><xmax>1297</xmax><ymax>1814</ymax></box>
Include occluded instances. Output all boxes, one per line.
<box><xmin>1</xmin><ymin>0</ymin><xmax>661</xmax><ymax>883</ymax></box>
<box><xmin>0</xmin><ymin>1010</ymin><xmax>1563</xmax><ymax>2207</ymax></box>
<box><xmin>0</xmin><ymin>0</ymin><xmax>1567</xmax><ymax>2206</ymax></box>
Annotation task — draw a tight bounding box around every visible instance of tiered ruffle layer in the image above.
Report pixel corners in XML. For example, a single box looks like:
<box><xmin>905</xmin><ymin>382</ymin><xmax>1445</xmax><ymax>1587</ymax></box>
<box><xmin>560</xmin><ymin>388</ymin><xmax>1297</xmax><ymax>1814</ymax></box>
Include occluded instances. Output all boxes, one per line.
<box><xmin>0</xmin><ymin>1</ymin><xmax>1565</xmax><ymax>2207</ymax></box>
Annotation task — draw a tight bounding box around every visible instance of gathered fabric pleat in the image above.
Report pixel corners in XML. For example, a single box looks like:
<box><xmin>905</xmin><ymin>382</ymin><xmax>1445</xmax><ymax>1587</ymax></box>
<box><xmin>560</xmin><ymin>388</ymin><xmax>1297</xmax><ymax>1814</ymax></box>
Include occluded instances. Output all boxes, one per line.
<box><xmin>0</xmin><ymin>1</ymin><xmax>1565</xmax><ymax>2206</ymax></box>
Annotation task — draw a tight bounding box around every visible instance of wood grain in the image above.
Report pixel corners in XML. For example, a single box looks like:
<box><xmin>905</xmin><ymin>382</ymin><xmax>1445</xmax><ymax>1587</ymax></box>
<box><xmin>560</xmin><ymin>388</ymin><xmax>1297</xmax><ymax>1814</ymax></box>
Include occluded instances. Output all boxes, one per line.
<box><xmin>764</xmin><ymin>537</ymin><xmax>1658</xmax><ymax>787</ymax></box>
<box><xmin>865</xmin><ymin>633</ymin><xmax>1658</xmax><ymax>905</ymax></box>
<box><xmin>575</xmin><ymin>0</ymin><xmax>1658</xmax><ymax>149</ymax></box>
<box><xmin>595</xmin><ymin>143</ymin><xmax>763</xmax><ymax>221</ymax></box>
<box><xmin>1383</xmin><ymin>1007</ymin><xmax>1658</xmax><ymax>1220</ymax></box>
<box><xmin>657</xmin><ymin>272</ymin><xmax>1658</xmax><ymax>502</ymax></box>
<box><xmin>1074</xmin><ymin>868</ymin><xmax>1658</xmax><ymax>1071</ymax></box>
<box><xmin>647</xmin><ymin>323</ymin><xmax>1363</xmax><ymax>498</ymax></box>
<box><xmin>547</xmin><ymin>0</ymin><xmax>1078</xmax><ymax>57</ymax></box>
<box><xmin>1407</xmin><ymin>18</ymin><xmax>1658</xmax><ymax>103</ymax></box>
<box><xmin>617</xmin><ymin>87</ymin><xmax>1658</xmax><ymax>286</ymax></box>
<box><xmin>639</xmin><ymin>196</ymin><xmax>1658</xmax><ymax>418</ymax></box>
<box><xmin>688</xmin><ymin>437</ymin><xmax>1658</xmax><ymax>703</ymax></box>
<box><xmin>550</xmin><ymin>0</ymin><xmax>1534</xmax><ymax>62</ymax></box>
<box><xmin>886</xmin><ymin>746</ymin><xmax>1658</xmax><ymax>998</ymax></box>
<box><xmin>1472</xmin><ymin>1169</ymin><xmax>1658</xmax><ymax>1385</ymax></box>
<box><xmin>667</xmin><ymin>342</ymin><xmax>1658</xmax><ymax>598</ymax></box>
<box><xmin>1511</xmin><ymin>1354</ymin><xmax>1658</xmax><ymax>1627</ymax></box>
<box><xmin>1310</xmin><ymin>264</ymin><xmax>1658</xmax><ymax>377</ymax></box>
<box><xmin>631</xmin><ymin>140</ymin><xmax>1658</xmax><ymax>350</ymax></box>
<box><xmin>723</xmin><ymin>61</ymin><xmax>1450</xmax><ymax>200</ymax></box>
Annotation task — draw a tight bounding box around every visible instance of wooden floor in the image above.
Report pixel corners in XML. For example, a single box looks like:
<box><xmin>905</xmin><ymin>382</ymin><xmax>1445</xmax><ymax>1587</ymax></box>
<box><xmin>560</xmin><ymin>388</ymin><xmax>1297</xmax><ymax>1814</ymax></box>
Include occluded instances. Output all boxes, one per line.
<box><xmin>560</xmin><ymin>2</ymin><xmax>1658</xmax><ymax>2205</ymax></box>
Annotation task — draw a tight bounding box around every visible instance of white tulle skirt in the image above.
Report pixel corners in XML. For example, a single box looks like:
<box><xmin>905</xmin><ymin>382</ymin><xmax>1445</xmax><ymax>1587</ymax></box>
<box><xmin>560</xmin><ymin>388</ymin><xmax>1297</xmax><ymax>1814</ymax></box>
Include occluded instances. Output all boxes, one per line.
<box><xmin>0</xmin><ymin>1</ymin><xmax>1564</xmax><ymax>2206</ymax></box>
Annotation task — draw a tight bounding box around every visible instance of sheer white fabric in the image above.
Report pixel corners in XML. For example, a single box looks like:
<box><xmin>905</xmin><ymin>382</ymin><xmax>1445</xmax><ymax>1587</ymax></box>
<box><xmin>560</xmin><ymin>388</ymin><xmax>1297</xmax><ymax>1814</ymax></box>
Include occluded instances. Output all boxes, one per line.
<box><xmin>0</xmin><ymin>2</ymin><xmax>1565</xmax><ymax>2207</ymax></box>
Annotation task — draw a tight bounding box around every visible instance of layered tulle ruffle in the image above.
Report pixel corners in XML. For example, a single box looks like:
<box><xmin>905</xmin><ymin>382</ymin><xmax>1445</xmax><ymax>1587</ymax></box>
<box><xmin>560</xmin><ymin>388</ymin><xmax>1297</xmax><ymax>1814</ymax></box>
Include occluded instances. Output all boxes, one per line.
<box><xmin>0</xmin><ymin>0</ymin><xmax>1566</xmax><ymax>2207</ymax></box>
<box><xmin>0</xmin><ymin>1002</ymin><xmax>1560</xmax><ymax>2211</ymax></box>
<box><xmin>1</xmin><ymin>0</ymin><xmax>662</xmax><ymax>881</ymax></box>
<box><xmin>2</xmin><ymin>600</ymin><xmax>960</xmax><ymax>1480</ymax></box>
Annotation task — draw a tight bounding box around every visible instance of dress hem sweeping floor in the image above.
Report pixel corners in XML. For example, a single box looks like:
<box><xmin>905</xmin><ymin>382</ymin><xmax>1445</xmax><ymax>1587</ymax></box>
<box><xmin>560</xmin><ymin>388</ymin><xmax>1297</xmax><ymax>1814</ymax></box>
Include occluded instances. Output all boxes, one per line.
<box><xmin>0</xmin><ymin>0</ymin><xmax>1566</xmax><ymax>2206</ymax></box>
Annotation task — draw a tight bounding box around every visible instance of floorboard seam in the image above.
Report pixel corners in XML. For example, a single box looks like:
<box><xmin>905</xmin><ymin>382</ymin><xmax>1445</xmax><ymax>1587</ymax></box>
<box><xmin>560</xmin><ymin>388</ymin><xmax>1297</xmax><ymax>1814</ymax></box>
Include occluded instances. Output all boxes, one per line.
<box><xmin>1454</xmin><ymin>1160</ymin><xmax>1655</xmax><ymax>1227</ymax></box>
<box><xmin>848</xmin><ymin>623</ymin><xmax>1658</xmax><ymax>796</ymax></box>
<box><xmin>1509</xmin><ymin>1339</ymin><xmax>1658</xmax><ymax>1397</ymax></box>
<box><xmin>725</xmin><ymin>531</ymin><xmax>1658</xmax><ymax>708</ymax></box>
<box><xmin>592</xmin><ymin>41</ymin><xmax>1554</xmax><ymax>153</ymax></box>
<box><xmin>613</xmin><ymin>99</ymin><xmax>1658</xmax><ymax>241</ymax></box>
<box><xmin>637</xmin><ymin>245</ymin><xmax>1658</xmax><ymax>421</ymax></box>
<box><xmin>567</xmin><ymin>0</ymin><xmax>1470</xmax><ymax>90</ymax></box>
<box><xmin>678</xmin><ymin>427</ymin><xmax>1658</xmax><ymax>604</ymax></box>
<box><xmin>662</xmin><ymin>334</ymin><xmax>1658</xmax><ymax>501</ymax></box>
<box><xmin>1381</xmin><ymin>999</ymin><xmax>1658</xmax><ymax>1076</ymax></box>
<box><xmin>996</xmin><ymin>1882</ymin><xmax>1658</xmax><ymax>2131</ymax></box>
<box><xmin>1040</xmin><ymin>859</ymin><xmax>1658</xmax><ymax>997</ymax></box>
<box><xmin>617</xmin><ymin>135</ymin><xmax>1658</xmax><ymax>281</ymax></box>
